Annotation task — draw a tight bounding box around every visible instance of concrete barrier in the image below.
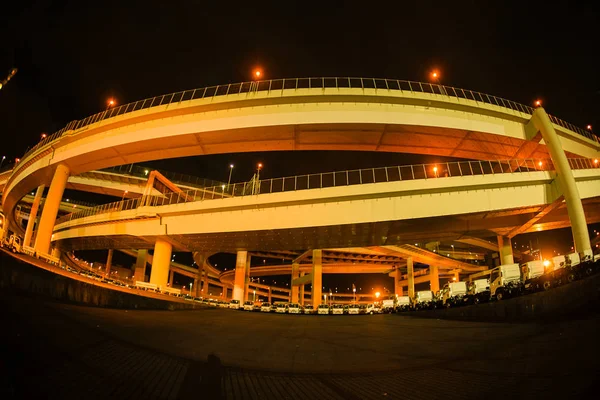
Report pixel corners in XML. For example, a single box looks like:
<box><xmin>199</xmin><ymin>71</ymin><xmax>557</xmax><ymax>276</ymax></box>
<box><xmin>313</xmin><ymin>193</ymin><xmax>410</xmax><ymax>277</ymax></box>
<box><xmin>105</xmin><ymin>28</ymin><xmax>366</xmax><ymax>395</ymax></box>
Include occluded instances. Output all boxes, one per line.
<box><xmin>403</xmin><ymin>270</ymin><xmax>600</xmax><ymax>322</ymax></box>
<box><xmin>0</xmin><ymin>251</ymin><xmax>200</xmax><ymax>310</ymax></box>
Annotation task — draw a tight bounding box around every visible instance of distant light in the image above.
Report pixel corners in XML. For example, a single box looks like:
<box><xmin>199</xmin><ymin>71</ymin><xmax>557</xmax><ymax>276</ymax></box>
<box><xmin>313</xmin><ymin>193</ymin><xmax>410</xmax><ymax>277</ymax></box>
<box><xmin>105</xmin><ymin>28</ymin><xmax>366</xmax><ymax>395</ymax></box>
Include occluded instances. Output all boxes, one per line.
<box><xmin>230</xmin><ymin>164</ymin><xmax>234</xmax><ymax>168</ymax></box>
<box><xmin>433</xmin><ymin>166</ymin><xmax>438</xmax><ymax>173</ymax></box>
<box><xmin>534</xmin><ymin>99</ymin><xmax>542</xmax><ymax>107</ymax></box>
<box><xmin>538</xmin><ymin>161</ymin><xmax>543</xmax><ymax>167</ymax></box>
<box><xmin>15</xmin><ymin>158</ymin><xmax>20</xmax><ymax>163</ymax></box>
<box><xmin>543</xmin><ymin>260</ymin><xmax>550</xmax><ymax>268</ymax></box>
<box><xmin>144</xmin><ymin>169</ymin><xmax>149</xmax><ymax>175</ymax></box>
<box><xmin>452</xmin><ymin>277</ymin><xmax>457</xmax><ymax>281</ymax></box>
<box><xmin>41</xmin><ymin>133</ymin><xmax>47</xmax><ymax>139</ymax></box>
<box><xmin>107</xmin><ymin>98</ymin><xmax>115</xmax><ymax>107</ymax></box>
<box><xmin>257</xmin><ymin>163</ymin><xmax>263</xmax><ymax>169</ymax></box>
<box><xmin>586</xmin><ymin>125</ymin><xmax>592</xmax><ymax>130</ymax></box>
<box><xmin>253</xmin><ymin>69</ymin><xmax>262</xmax><ymax>79</ymax></box>
<box><xmin>594</xmin><ymin>159</ymin><xmax>598</xmax><ymax>164</ymax></box>
<box><xmin>375</xmin><ymin>292</ymin><xmax>380</xmax><ymax>298</ymax></box>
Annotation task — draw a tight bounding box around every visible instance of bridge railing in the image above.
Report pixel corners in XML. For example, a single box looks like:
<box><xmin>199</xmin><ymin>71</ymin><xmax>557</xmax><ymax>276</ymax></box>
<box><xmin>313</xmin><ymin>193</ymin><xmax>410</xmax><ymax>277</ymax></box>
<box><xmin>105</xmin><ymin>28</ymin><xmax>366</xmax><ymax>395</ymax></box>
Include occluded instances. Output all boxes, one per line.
<box><xmin>100</xmin><ymin>164</ymin><xmax>225</xmax><ymax>189</ymax></box>
<box><xmin>20</xmin><ymin>77</ymin><xmax>598</xmax><ymax>167</ymax></box>
<box><xmin>55</xmin><ymin>157</ymin><xmax>600</xmax><ymax>225</ymax></box>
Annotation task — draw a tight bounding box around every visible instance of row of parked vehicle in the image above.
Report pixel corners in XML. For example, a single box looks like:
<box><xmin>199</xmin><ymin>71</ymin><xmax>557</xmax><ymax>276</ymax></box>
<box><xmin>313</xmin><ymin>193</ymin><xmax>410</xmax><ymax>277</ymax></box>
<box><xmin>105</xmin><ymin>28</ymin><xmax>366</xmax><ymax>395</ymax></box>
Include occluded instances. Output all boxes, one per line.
<box><xmin>221</xmin><ymin>300</ymin><xmax>385</xmax><ymax>314</ymax></box>
<box><xmin>385</xmin><ymin>251</ymin><xmax>600</xmax><ymax>312</ymax></box>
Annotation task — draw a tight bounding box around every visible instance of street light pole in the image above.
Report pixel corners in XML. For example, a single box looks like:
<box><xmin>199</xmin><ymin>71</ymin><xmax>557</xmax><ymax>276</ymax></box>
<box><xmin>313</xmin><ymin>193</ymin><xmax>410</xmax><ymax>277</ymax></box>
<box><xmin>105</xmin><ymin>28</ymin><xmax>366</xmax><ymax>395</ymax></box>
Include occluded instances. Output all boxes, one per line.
<box><xmin>227</xmin><ymin>164</ymin><xmax>234</xmax><ymax>188</ymax></box>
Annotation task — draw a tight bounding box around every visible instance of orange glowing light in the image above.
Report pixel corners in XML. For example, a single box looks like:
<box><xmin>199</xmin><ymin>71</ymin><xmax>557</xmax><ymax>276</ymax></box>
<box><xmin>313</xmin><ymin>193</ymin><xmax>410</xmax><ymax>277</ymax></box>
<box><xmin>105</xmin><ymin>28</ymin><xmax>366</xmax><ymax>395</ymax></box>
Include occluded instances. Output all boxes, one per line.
<box><xmin>41</xmin><ymin>133</ymin><xmax>47</xmax><ymax>139</ymax></box>
<box><xmin>534</xmin><ymin>99</ymin><xmax>542</xmax><ymax>107</ymax></box>
<box><xmin>594</xmin><ymin>159</ymin><xmax>599</xmax><ymax>164</ymax></box>
<box><xmin>538</xmin><ymin>161</ymin><xmax>543</xmax><ymax>167</ymax></box>
<box><xmin>15</xmin><ymin>158</ymin><xmax>20</xmax><ymax>163</ymax></box>
<box><xmin>257</xmin><ymin>163</ymin><xmax>263</xmax><ymax>169</ymax></box>
<box><xmin>253</xmin><ymin>69</ymin><xmax>262</xmax><ymax>79</ymax></box>
<box><xmin>587</xmin><ymin>125</ymin><xmax>592</xmax><ymax>130</ymax></box>
<box><xmin>107</xmin><ymin>99</ymin><xmax>115</xmax><ymax>107</ymax></box>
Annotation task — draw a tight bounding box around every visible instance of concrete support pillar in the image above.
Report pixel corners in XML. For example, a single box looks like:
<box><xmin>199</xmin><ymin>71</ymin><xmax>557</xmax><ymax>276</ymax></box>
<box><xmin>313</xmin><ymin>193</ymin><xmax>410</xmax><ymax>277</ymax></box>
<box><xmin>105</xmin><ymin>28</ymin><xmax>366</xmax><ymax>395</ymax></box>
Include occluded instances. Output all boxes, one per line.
<box><xmin>244</xmin><ymin>255</ymin><xmax>251</xmax><ymax>302</ymax></box>
<box><xmin>497</xmin><ymin>235</ymin><xmax>514</xmax><ymax>265</ymax></box>
<box><xmin>311</xmin><ymin>250</ymin><xmax>323</xmax><ymax>310</ymax></box>
<box><xmin>51</xmin><ymin>246</ymin><xmax>60</xmax><ymax>259</ymax></box>
<box><xmin>291</xmin><ymin>262</ymin><xmax>300</xmax><ymax>303</ymax></box>
<box><xmin>105</xmin><ymin>249</ymin><xmax>113</xmax><ymax>277</ymax></box>
<box><xmin>394</xmin><ymin>268</ymin><xmax>403</xmax><ymax>296</ymax></box>
<box><xmin>34</xmin><ymin>164</ymin><xmax>70</xmax><ymax>254</ymax></box>
<box><xmin>530</xmin><ymin>108</ymin><xmax>593</xmax><ymax>259</ymax></box>
<box><xmin>202</xmin><ymin>269</ymin><xmax>209</xmax><ymax>295</ymax></box>
<box><xmin>133</xmin><ymin>250</ymin><xmax>148</xmax><ymax>282</ymax></box>
<box><xmin>454</xmin><ymin>270</ymin><xmax>460</xmax><ymax>282</ymax></box>
<box><xmin>24</xmin><ymin>185</ymin><xmax>45</xmax><ymax>247</ymax></box>
<box><xmin>430</xmin><ymin>265</ymin><xmax>439</xmax><ymax>293</ymax></box>
<box><xmin>268</xmin><ymin>287</ymin><xmax>272</xmax><ymax>303</ymax></box>
<box><xmin>407</xmin><ymin>257</ymin><xmax>415</xmax><ymax>299</ymax></box>
<box><xmin>232</xmin><ymin>251</ymin><xmax>248</xmax><ymax>302</ymax></box>
<box><xmin>299</xmin><ymin>272</ymin><xmax>305</xmax><ymax>305</ymax></box>
<box><xmin>169</xmin><ymin>270</ymin><xmax>174</xmax><ymax>286</ymax></box>
<box><xmin>193</xmin><ymin>278</ymin><xmax>199</xmax><ymax>297</ymax></box>
<box><xmin>149</xmin><ymin>239</ymin><xmax>172</xmax><ymax>289</ymax></box>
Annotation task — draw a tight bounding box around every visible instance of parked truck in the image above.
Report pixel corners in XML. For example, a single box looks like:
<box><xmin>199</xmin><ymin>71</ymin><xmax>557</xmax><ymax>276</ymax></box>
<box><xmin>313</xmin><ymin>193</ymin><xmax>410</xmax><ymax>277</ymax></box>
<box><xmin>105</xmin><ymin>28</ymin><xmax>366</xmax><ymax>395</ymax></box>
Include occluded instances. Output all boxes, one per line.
<box><xmin>440</xmin><ymin>281</ymin><xmax>468</xmax><ymax>308</ymax></box>
<box><xmin>2</xmin><ymin>234</ymin><xmax>22</xmax><ymax>253</ymax></box>
<box><xmin>413</xmin><ymin>291</ymin><xmax>435</xmax><ymax>310</ymax></box>
<box><xmin>465</xmin><ymin>278</ymin><xmax>490</xmax><ymax>304</ymax></box>
<box><xmin>395</xmin><ymin>296</ymin><xmax>411</xmax><ymax>312</ymax></box>
<box><xmin>489</xmin><ymin>263</ymin><xmax>522</xmax><ymax>300</ymax></box>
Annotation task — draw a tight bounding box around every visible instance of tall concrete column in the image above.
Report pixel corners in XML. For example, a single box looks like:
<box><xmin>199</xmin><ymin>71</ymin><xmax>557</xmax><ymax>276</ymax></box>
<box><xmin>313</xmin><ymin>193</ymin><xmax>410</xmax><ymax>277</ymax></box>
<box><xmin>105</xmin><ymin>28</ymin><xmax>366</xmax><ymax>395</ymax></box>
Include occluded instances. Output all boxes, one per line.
<box><xmin>133</xmin><ymin>250</ymin><xmax>148</xmax><ymax>282</ymax></box>
<box><xmin>454</xmin><ymin>270</ymin><xmax>460</xmax><ymax>282</ymax></box>
<box><xmin>530</xmin><ymin>107</ymin><xmax>592</xmax><ymax>259</ymax></box>
<box><xmin>24</xmin><ymin>185</ymin><xmax>45</xmax><ymax>247</ymax></box>
<box><xmin>232</xmin><ymin>251</ymin><xmax>248</xmax><ymax>301</ymax></box>
<box><xmin>34</xmin><ymin>163</ymin><xmax>70</xmax><ymax>254</ymax></box>
<box><xmin>169</xmin><ymin>270</ymin><xmax>174</xmax><ymax>285</ymax></box>
<box><xmin>149</xmin><ymin>239</ymin><xmax>172</xmax><ymax>289</ymax></box>
<box><xmin>430</xmin><ymin>265</ymin><xmax>439</xmax><ymax>293</ymax></box>
<box><xmin>291</xmin><ymin>262</ymin><xmax>300</xmax><ymax>303</ymax></box>
<box><xmin>268</xmin><ymin>287</ymin><xmax>272</xmax><ymax>303</ymax></box>
<box><xmin>244</xmin><ymin>255</ymin><xmax>251</xmax><ymax>302</ymax></box>
<box><xmin>202</xmin><ymin>269</ymin><xmax>210</xmax><ymax>295</ymax></box>
<box><xmin>407</xmin><ymin>257</ymin><xmax>415</xmax><ymax>299</ymax></box>
<box><xmin>394</xmin><ymin>268</ymin><xmax>403</xmax><ymax>296</ymax></box>
<box><xmin>299</xmin><ymin>272</ymin><xmax>305</xmax><ymax>305</ymax></box>
<box><xmin>51</xmin><ymin>246</ymin><xmax>60</xmax><ymax>259</ymax></box>
<box><xmin>311</xmin><ymin>249</ymin><xmax>323</xmax><ymax>310</ymax></box>
<box><xmin>497</xmin><ymin>235</ymin><xmax>514</xmax><ymax>265</ymax></box>
<box><xmin>105</xmin><ymin>249</ymin><xmax>113</xmax><ymax>277</ymax></box>
<box><xmin>193</xmin><ymin>278</ymin><xmax>199</xmax><ymax>296</ymax></box>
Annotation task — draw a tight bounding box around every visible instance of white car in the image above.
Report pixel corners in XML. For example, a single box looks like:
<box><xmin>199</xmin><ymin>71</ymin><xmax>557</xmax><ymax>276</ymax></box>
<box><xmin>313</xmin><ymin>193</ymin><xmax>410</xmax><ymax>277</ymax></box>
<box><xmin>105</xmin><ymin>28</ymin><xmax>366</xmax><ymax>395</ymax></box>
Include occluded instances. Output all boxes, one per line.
<box><xmin>229</xmin><ymin>299</ymin><xmax>241</xmax><ymax>310</ymax></box>
<box><xmin>218</xmin><ymin>301</ymin><xmax>229</xmax><ymax>308</ymax></box>
<box><xmin>288</xmin><ymin>303</ymin><xmax>302</xmax><ymax>314</ymax></box>
<box><xmin>317</xmin><ymin>304</ymin><xmax>330</xmax><ymax>315</ymax></box>
<box><xmin>243</xmin><ymin>301</ymin><xmax>254</xmax><ymax>311</ymax></box>
<box><xmin>275</xmin><ymin>303</ymin><xmax>288</xmax><ymax>313</ymax></box>
<box><xmin>365</xmin><ymin>304</ymin><xmax>380</xmax><ymax>314</ymax></box>
<box><xmin>260</xmin><ymin>302</ymin><xmax>272</xmax><ymax>312</ymax></box>
<box><xmin>348</xmin><ymin>304</ymin><xmax>360</xmax><ymax>314</ymax></box>
<box><xmin>331</xmin><ymin>304</ymin><xmax>344</xmax><ymax>315</ymax></box>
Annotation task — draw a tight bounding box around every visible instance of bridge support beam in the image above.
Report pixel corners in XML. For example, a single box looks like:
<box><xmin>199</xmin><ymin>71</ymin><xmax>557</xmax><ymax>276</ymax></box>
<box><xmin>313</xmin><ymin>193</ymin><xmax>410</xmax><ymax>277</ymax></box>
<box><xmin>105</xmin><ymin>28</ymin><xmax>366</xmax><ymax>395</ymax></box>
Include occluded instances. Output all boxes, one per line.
<box><xmin>529</xmin><ymin>107</ymin><xmax>593</xmax><ymax>260</ymax></box>
<box><xmin>394</xmin><ymin>269</ymin><xmax>403</xmax><ymax>296</ymax></box>
<box><xmin>105</xmin><ymin>249</ymin><xmax>113</xmax><ymax>277</ymax></box>
<box><xmin>202</xmin><ymin>270</ymin><xmax>209</xmax><ymax>295</ymax></box>
<box><xmin>133</xmin><ymin>250</ymin><xmax>148</xmax><ymax>282</ymax></box>
<box><xmin>407</xmin><ymin>257</ymin><xmax>415</xmax><ymax>299</ymax></box>
<box><xmin>34</xmin><ymin>164</ymin><xmax>70</xmax><ymax>255</ymax></box>
<box><xmin>24</xmin><ymin>185</ymin><xmax>44</xmax><ymax>248</ymax></box>
<box><xmin>149</xmin><ymin>239</ymin><xmax>172</xmax><ymax>289</ymax></box>
<box><xmin>497</xmin><ymin>235</ymin><xmax>514</xmax><ymax>265</ymax></box>
<box><xmin>291</xmin><ymin>263</ymin><xmax>300</xmax><ymax>303</ymax></box>
<box><xmin>299</xmin><ymin>272</ymin><xmax>305</xmax><ymax>305</ymax></box>
<box><xmin>233</xmin><ymin>251</ymin><xmax>248</xmax><ymax>302</ymax></box>
<box><xmin>430</xmin><ymin>265</ymin><xmax>440</xmax><ymax>293</ymax></box>
<box><xmin>169</xmin><ymin>270</ymin><xmax>174</xmax><ymax>286</ymax></box>
<box><xmin>244</xmin><ymin>255</ymin><xmax>251</xmax><ymax>302</ymax></box>
<box><xmin>311</xmin><ymin>250</ymin><xmax>323</xmax><ymax>310</ymax></box>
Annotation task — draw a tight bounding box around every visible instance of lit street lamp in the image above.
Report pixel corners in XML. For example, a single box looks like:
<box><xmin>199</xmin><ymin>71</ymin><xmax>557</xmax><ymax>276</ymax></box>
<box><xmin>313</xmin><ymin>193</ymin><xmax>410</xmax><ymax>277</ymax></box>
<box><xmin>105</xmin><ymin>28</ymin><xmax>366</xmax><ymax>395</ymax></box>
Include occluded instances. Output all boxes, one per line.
<box><xmin>433</xmin><ymin>166</ymin><xmax>438</xmax><ymax>177</ymax></box>
<box><xmin>121</xmin><ymin>190</ymin><xmax>128</xmax><ymax>201</ymax></box>
<box><xmin>189</xmin><ymin>282</ymin><xmax>193</xmax><ymax>296</ymax></box>
<box><xmin>253</xmin><ymin>289</ymin><xmax>256</xmax><ymax>302</ymax></box>
<box><xmin>227</xmin><ymin>164</ymin><xmax>234</xmax><ymax>188</ymax></box>
<box><xmin>0</xmin><ymin>155</ymin><xmax>5</xmax><ymax>169</ymax></box>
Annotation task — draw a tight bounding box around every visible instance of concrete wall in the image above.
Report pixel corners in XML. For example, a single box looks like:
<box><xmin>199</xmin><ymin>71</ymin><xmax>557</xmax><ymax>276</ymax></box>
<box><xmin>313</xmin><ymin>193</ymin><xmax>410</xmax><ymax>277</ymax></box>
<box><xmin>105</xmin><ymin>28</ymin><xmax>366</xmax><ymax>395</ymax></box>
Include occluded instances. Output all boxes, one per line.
<box><xmin>0</xmin><ymin>252</ymin><xmax>200</xmax><ymax>310</ymax></box>
<box><xmin>404</xmin><ymin>271</ymin><xmax>600</xmax><ymax>322</ymax></box>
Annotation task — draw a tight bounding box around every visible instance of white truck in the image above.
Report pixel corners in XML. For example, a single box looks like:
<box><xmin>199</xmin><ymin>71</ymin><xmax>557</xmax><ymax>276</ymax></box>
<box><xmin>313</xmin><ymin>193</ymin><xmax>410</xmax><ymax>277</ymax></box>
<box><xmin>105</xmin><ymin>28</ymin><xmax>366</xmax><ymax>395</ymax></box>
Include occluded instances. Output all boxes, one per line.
<box><xmin>489</xmin><ymin>263</ymin><xmax>522</xmax><ymax>300</ymax></box>
<box><xmin>465</xmin><ymin>278</ymin><xmax>490</xmax><ymax>304</ymax></box>
<box><xmin>440</xmin><ymin>281</ymin><xmax>468</xmax><ymax>308</ymax></box>
<box><xmin>395</xmin><ymin>296</ymin><xmax>411</xmax><ymax>312</ymax></box>
<box><xmin>2</xmin><ymin>234</ymin><xmax>22</xmax><ymax>253</ymax></box>
<box><xmin>381</xmin><ymin>295</ymin><xmax>397</xmax><ymax>313</ymax></box>
<box><xmin>413</xmin><ymin>291</ymin><xmax>434</xmax><ymax>310</ymax></box>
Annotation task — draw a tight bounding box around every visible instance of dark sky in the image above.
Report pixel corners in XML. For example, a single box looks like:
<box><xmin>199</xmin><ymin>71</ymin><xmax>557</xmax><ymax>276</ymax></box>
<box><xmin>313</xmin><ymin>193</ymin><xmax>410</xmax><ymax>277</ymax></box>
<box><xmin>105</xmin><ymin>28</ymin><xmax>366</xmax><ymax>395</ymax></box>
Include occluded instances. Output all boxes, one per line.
<box><xmin>2</xmin><ymin>1</ymin><xmax>599</xmax><ymax>287</ymax></box>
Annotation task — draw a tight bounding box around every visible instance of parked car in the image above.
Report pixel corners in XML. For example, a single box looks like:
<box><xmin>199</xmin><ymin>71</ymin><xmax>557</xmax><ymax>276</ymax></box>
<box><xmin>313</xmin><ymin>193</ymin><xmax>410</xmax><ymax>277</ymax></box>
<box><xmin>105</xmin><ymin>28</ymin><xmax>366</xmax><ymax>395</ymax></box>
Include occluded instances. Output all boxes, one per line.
<box><xmin>332</xmin><ymin>304</ymin><xmax>344</xmax><ymax>315</ymax></box>
<box><xmin>288</xmin><ymin>303</ymin><xmax>302</xmax><ymax>314</ymax></box>
<box><xmin>243</xmin><ymin>301</ymin><xmax>254</xmax><ymax>311</ymax></box>
<box><xmin>260</xmin><ymin>302</ymin><xmax>272</xmax><ymax>312</ymax></box>
<box><xmin>348</xmin><ymin>304</ymin><xmax>361</xmax><ymax>314</ymax></box>
<box><xmin>218</xmin><ymin>301</ymin><xmax>229</xmax><ymax>308</ymax></box>
<box><xmin>317</xmin><ymin>304</ymin><xmax>331</xmax><ymax>315</ymax></box>
<box><xmin>275</xmin><ymin>302</ymin><xmax>288</xmax><ymax>313</ymax></box>
<box><xmin>229</xmin><ymin>299</ymin><xmax>241</xmax><ymax>310</ymax></box>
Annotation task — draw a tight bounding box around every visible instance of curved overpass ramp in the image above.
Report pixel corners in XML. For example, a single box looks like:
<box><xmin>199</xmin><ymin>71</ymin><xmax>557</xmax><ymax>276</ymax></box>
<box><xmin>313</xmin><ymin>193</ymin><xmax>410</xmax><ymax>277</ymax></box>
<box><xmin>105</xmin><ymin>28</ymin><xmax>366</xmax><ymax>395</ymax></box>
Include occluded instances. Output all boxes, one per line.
<box><xmin>3</xmin><ymin>77</ymin><xmax>599</xmax><ymax>232</ymax></box>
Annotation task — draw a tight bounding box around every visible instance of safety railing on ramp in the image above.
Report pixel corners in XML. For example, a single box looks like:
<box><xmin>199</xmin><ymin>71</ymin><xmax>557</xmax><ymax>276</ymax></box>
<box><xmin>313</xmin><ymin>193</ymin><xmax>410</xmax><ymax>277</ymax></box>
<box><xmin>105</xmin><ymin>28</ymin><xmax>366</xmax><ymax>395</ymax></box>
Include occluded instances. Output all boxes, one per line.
<box><xmin>18</xmin><ymin>77</ymin><xmax>599</xmax><ymax>168</ymax></box>
<box><xmin>55</xmin><ymin>157</ymin><xmax>600</xmax><ymax>225</ymax></box>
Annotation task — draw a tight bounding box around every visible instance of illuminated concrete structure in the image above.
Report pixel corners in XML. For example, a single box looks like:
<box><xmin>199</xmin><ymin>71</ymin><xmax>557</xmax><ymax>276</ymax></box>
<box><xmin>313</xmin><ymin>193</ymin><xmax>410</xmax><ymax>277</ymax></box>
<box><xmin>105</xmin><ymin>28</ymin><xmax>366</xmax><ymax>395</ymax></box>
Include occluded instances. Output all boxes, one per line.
<box><xmin>23</xmin><ymin>185</ymin><xmax>44</xmax><ymax>247</ymax></box>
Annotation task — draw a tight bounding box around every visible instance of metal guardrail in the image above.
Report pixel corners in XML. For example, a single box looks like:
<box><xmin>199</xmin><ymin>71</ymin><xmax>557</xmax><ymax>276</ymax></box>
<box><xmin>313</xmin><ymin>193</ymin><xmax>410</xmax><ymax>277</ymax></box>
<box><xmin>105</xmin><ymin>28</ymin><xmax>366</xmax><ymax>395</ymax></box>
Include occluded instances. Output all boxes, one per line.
<box><xmin>101</xmin><ymin>164</ymin><xmax>225</xmax><ymax>189</ymax></box>
<box><xmin>55</xmin><ymin>157</ymin><xmax>600</xmax><ymax>225</ymax></box>
<box><xmin>18</xmin><ymin>77</ymin><xmax>599</xmax><ymax>168</ymax></box>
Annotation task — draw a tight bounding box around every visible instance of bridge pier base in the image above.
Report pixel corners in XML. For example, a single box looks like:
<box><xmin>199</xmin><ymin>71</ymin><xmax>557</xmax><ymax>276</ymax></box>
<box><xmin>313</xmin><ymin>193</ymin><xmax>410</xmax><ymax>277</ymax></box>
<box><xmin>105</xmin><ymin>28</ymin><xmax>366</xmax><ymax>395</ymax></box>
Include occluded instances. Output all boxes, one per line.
<box><xmin>311</xmin><ymin>250</ymin><xmax>322</xmax><ymax>310</ymax></box>
<box><xmin>34</xmin><ymin>163</ymin><xmax>70</xmax><ymax>255</ymax></box>
<box><xmin>133</xmin><ymin>250</ymin><xmax>148</xmax><ymax>282</ymax></box>
<box><xmin>430</xmin><ymin>265</ymin><xmax>439</xmax><ymax>293</ymax></box>
<box><xmin>149</xmin><ymin>239</ymin><xmax>172</xmax><ymax>290</ymax></box>
<box><xmin>244</xmin><ymin>255</ymin><xmax>251</xmax><ymax>302</ymax></box>
<box><xmin>24</xmin><ymin>185</ymin><xmax>45</xmax><ymax>248</ymax></box>
<box><xmin>299</xmin><ymin>273</ymin><xmax>305</xmax><ymax>305</ymax></box>
<box><xmin>529</xmin><ymin>107</ymin><xmax>593</xmax><ymax>260</ymax></box>
<box><xmin>497</xmin><ymin>235</ymin><xmax>514</xmax><ymax>265</ymax></box>
<box><xmin>105</xmin><ymin>249</ymin><xmax>113</xmax><ymax>277</ymax></box>
<box><xmin>407</xmin><ymin>257</ymin><xmax>415</xmax><ymax>299</ymax></box>
<box><xmin>233</xmin><ymin>251</ymin><xmax>248</xmax><ymax>302</ymax></box>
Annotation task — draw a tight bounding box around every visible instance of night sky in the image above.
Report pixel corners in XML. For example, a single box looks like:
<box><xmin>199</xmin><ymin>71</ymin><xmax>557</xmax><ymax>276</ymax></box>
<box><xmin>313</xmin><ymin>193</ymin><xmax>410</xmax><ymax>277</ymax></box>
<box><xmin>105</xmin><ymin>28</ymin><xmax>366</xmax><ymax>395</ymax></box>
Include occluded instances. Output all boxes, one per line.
<box><xmin>1</xmin><ymin>1</ymin><xmax>598</xmax><ymax>290</ymax></box>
